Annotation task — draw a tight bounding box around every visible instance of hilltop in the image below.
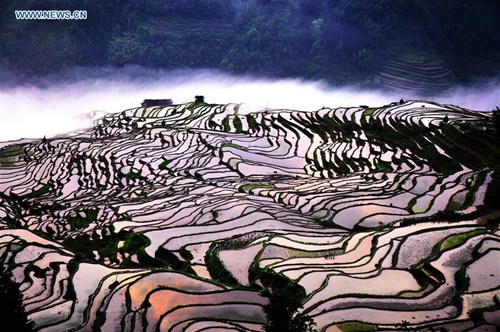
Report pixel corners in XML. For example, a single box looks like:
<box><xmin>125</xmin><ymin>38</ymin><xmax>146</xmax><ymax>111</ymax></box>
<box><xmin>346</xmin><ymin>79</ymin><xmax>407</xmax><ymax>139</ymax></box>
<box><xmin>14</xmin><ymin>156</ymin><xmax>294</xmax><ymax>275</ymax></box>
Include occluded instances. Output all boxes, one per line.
<box><xmin>0</xmin><ymin>100</ymin><xmax>499</xmax><ymax>331</ymax></box>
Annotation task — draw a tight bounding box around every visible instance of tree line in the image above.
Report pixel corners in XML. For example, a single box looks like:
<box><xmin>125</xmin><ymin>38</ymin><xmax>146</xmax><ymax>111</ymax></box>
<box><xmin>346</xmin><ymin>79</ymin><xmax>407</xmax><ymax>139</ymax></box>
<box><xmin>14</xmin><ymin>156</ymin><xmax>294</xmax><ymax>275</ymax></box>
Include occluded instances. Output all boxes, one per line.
<box><xmin>0</xmin><ymin>0</ymin><xmax>498</xmax><ymax>85</ymax></box>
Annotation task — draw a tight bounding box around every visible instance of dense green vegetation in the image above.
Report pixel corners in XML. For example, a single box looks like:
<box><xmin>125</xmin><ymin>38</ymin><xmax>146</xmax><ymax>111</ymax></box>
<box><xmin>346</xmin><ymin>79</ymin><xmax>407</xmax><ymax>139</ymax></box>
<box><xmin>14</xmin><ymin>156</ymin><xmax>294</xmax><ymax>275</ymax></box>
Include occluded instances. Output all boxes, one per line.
<box><xmin>0</xmin><ymin>144</ymin><xmax>23</xmax><ymax>167</ymax></box>
<box><xmin>205</xmin><ymin>244</ymin><xmax>241</xmax><ymax>287</ymax></box>
<box><xmin>337</xmin><ymin>322</ymin><xmax>377</xmax><ymax>332</ymax></box>
<box><xmin>1</xmin><ymin>0</ymin><xmax>498</xmax><ymax>85</ymax></box>
<box><xmin>67</xmin><ymin>207</ymin><xmax>98</xmax><ymax>230</ymax></box>
<box><xmin>240</xmin><ymin>183</ymin><xmax>274</xmax><ymax>192</ymax></box>
<box><xmin>62</xmin><ymin>228</ymin><xmax>154</xmax><ymax>267</ymax></box>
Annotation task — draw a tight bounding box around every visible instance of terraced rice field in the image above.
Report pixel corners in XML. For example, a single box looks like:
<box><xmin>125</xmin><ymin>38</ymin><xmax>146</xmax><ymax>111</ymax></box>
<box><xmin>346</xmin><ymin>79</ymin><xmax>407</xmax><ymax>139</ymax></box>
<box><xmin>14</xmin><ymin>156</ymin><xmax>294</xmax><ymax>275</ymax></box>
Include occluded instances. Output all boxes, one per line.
<box><xmin>376</xmin><ymin>54</ymin><xmax>456</xmax><ymax>93</ymax></box>
<box><xmin>141</xmin><ymin>18</ymin><xmax>234</xmax><ymax>36</ymax></box>
<box><xmin>0</xmin><ymin>100</ymin><xmax>499</xmax><ymax>331</ymax></box>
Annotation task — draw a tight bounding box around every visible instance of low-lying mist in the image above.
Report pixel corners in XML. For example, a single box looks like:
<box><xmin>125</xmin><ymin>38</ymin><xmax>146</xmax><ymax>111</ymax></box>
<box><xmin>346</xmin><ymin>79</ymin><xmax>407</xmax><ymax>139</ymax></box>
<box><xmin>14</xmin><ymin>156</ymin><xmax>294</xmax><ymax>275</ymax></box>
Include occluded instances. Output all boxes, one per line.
<box><xmin>0</xmin><ymin>67</ymin><xmax>498</xmax><ymax>141</ymax></box>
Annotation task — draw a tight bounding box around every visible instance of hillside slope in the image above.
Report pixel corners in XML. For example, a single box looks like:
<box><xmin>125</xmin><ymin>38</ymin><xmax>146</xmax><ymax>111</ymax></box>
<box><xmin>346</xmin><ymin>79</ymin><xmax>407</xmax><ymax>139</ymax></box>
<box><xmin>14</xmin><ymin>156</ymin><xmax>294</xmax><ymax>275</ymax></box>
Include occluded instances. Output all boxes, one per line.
<box><xmin>0</xmin><ymin>100</ymin><xmax>499</xmax><ymax>331</ymax></box>
<box><xmin>1</xmin><ymin>0</ymin><xmax>499</xmax><ymax>85</ymax></box>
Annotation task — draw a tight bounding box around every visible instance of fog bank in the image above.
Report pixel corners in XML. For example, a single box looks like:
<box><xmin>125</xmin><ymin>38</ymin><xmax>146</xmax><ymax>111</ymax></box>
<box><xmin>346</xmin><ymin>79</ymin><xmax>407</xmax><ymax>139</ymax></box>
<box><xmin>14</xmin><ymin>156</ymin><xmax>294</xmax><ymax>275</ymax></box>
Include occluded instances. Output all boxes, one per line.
<box><xmin>1</xmin><ymin>67</ymin><xmax>498</xmax><ymax>141</ymax></box>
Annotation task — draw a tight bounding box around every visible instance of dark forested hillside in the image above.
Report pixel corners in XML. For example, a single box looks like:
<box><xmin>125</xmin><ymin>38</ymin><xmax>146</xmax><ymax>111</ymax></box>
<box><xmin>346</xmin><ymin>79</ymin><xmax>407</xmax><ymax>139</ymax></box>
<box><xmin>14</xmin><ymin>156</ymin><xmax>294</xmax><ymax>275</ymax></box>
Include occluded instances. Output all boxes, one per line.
<box><xmin>1</xmin><ymin>0</ymin><xmax>499</xmax><ymax>88</ymax></box>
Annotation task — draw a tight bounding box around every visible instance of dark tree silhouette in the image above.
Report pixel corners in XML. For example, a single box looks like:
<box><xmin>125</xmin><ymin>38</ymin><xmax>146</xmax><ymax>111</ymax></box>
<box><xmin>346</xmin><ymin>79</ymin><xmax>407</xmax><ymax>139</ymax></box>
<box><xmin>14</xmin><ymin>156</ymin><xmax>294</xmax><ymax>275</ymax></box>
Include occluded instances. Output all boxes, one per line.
<box><xmin>396</xmin><ymin>320</ymin><xmax>411</xmax><ymax>331</ymax></box>
<box><xmin>492</xmin><ymin>106</ymin><xmax>500</xmax><ymax>139</ymax></box>
<box><xmin>260</xmin><ymin>270</ymin><xmax>317</xmax><ymax>332</ymax></box>
<box><xmin>0</xmin><ymin>268</ymin><xmax>33</xmax><ymax>331</ymax></box>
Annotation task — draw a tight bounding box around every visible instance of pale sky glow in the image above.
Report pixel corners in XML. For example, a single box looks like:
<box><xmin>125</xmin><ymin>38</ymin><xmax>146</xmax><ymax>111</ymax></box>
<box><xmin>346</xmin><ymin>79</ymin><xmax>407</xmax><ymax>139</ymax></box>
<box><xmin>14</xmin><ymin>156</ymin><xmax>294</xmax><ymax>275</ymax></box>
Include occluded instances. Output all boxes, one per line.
<box><xmin>0</xmin><ymin>68</ymin><xmax>498</xmax><ymax>141</ymax></box>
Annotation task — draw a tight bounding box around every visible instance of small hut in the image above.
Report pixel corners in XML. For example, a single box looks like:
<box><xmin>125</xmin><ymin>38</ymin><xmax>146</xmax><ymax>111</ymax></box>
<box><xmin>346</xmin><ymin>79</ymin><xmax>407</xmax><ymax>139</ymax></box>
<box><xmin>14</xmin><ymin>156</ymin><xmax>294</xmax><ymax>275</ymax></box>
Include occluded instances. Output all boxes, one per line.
<box><xmin>141</xmin><ymin>99</ymin><xmax>173</xmax><ymax>108</ymax></box>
